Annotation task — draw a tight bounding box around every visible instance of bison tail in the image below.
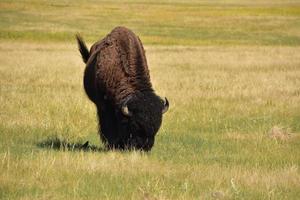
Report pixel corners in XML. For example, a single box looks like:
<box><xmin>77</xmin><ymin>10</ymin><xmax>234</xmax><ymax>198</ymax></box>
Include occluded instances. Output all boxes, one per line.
<box><xmin>76</xmin><ymin>34</ymin><xmax>90</xmax><ymax>64</ymax></box>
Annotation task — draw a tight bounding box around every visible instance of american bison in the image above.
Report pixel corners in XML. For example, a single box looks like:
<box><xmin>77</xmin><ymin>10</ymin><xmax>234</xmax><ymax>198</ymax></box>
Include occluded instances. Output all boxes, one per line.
<box><xmin>76</xmin><ymin>27</ymin><xmax>169</xmax><ymax>151</ymax></box>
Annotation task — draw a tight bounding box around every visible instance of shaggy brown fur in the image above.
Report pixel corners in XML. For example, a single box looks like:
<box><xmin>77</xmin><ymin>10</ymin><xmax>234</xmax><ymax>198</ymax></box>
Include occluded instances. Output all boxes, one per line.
<box><xmin>76</xmin><ymin>27</ymin><xmax>168</xmax><ymax>151</ymax></box>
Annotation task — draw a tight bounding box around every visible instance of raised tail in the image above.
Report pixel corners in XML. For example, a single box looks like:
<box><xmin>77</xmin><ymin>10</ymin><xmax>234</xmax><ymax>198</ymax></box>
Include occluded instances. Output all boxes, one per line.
<box><xmin>76</xmin><ymin>34</ymin><xmax>90</xmax><ymax>64</ymax></box>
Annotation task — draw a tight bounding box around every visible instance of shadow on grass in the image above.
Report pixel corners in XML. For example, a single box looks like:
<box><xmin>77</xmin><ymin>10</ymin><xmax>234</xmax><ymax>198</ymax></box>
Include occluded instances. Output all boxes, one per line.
<box><xmin>37</xmin><ymin>136</ymin><xmax>106</xmax><ymax>152</ymax></box>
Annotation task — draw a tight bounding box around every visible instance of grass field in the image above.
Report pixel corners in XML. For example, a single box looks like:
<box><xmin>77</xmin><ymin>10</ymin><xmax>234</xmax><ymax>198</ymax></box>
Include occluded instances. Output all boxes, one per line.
<box><xmin>1</xmin><ymin>0</ymin><xmax>300</xmax><ymax>199</ymax></box>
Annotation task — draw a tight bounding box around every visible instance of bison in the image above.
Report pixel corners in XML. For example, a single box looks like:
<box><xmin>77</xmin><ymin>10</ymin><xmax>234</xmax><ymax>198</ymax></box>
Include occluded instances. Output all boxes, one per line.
<box><xmin>76</xmin><ymin>27</ymin><xmax>169</xmax><ymax>151</ymax></box>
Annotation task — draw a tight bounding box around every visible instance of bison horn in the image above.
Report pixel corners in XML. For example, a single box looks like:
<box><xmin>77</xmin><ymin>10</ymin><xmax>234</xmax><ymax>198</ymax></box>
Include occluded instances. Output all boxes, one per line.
<box><xmin>121</xmin><ymin>104</ymin><xmax>132</xmax><ymax>117</ymax></box>
<box><xmin>162</xmin><ymin>97</ymin><xmax>169</xmax><ymax>114</ymax></box>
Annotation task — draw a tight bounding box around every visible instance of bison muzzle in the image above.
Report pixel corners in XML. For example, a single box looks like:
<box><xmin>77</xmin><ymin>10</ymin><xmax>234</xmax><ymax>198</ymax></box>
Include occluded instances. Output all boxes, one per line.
<box><xmin>76</xmin><ymin>27</ymin><xmax>169</xmax><ymax>151</ymax></box>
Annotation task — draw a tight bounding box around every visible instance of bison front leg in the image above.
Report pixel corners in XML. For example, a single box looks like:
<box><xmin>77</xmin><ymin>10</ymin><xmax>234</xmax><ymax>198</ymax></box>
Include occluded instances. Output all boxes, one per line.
<box><xmin>96</xmin><ymin>103</ymin><xmax>122</xmax><ymax>149</ymax></box>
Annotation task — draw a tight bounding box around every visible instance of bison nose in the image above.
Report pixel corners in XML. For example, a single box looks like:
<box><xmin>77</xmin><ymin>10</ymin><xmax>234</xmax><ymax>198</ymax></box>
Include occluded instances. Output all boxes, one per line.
<box><xmin>142</xmin><ymin>137</ymin><xmax>155</xmax><ymax>151</ymax></box>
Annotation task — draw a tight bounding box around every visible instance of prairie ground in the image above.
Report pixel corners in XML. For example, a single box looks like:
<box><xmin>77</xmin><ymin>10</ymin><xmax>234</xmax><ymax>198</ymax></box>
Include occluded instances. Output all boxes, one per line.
<box><xmin>0</xmin><ymin>0</ymin><xmax>300</xmax><ymax>199</ymax></box>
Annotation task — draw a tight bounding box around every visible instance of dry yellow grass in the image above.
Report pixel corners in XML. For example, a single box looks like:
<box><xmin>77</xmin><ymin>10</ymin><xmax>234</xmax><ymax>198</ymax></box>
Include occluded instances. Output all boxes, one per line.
<box><xmin>1</xmin><ymin>0</ymin><xmax>300</xmax><ymax>199</ymax></box>
<box><xmin>1</xmin><ymin>41</ymin><xmax>299</xmax><ymax>199</ymax></box>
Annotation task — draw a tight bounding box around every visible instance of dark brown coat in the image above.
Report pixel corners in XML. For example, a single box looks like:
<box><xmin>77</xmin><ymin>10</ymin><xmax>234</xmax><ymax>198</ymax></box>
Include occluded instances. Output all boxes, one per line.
<box><xmin>76</xmin><ymin>27</ymin><xmax>168</xmax><ymax>151</ymax></box>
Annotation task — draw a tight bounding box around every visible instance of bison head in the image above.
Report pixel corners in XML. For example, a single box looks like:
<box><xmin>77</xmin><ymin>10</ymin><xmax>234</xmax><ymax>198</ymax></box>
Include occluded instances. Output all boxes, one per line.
<box><xmin>115</xmin><ymin>91</ymin><xmax>169</xmax><ymax>151</ymax></box>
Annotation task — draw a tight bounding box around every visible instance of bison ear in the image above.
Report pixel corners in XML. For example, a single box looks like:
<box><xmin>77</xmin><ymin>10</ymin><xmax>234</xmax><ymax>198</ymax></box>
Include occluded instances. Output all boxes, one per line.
<box><xmin>162</xmin><ymin>97</ymin><xmax>169</xmax><ymax>114</ymax></box>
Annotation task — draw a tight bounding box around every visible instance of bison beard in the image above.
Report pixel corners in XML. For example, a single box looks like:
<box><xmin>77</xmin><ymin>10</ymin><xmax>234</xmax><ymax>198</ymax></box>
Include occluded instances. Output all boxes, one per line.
<box><xmin>76</xmin><ymin>27</ymin><xmax>169</xmax><ymax>151</ymax></box>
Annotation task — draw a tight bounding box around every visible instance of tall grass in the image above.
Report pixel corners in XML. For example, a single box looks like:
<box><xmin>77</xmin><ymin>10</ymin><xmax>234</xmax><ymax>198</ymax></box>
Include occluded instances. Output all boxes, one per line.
<box><xmin>1</xmin><ymin>0</ymin><xmax>300</xmax><ymax>199</ymax></box>
<box><xmin>1</xmin><ymin>42</ymin><xmax>299</xmax><ymax>199</ymax></box>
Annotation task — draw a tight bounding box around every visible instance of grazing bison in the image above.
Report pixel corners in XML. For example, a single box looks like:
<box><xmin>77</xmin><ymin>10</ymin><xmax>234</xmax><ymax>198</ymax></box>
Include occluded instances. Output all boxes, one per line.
<box><xmin>76</xmin><ymin>27</ymin><xmax>169</xmax><ymax>151</ymax></box>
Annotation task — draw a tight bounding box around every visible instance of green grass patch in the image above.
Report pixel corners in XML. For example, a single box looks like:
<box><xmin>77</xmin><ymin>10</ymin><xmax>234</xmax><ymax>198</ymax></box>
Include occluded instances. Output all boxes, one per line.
<box><xmin>1</xmin><ymin>0</ymin><xmax>300</xmax><ymax>45</ymax></box>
